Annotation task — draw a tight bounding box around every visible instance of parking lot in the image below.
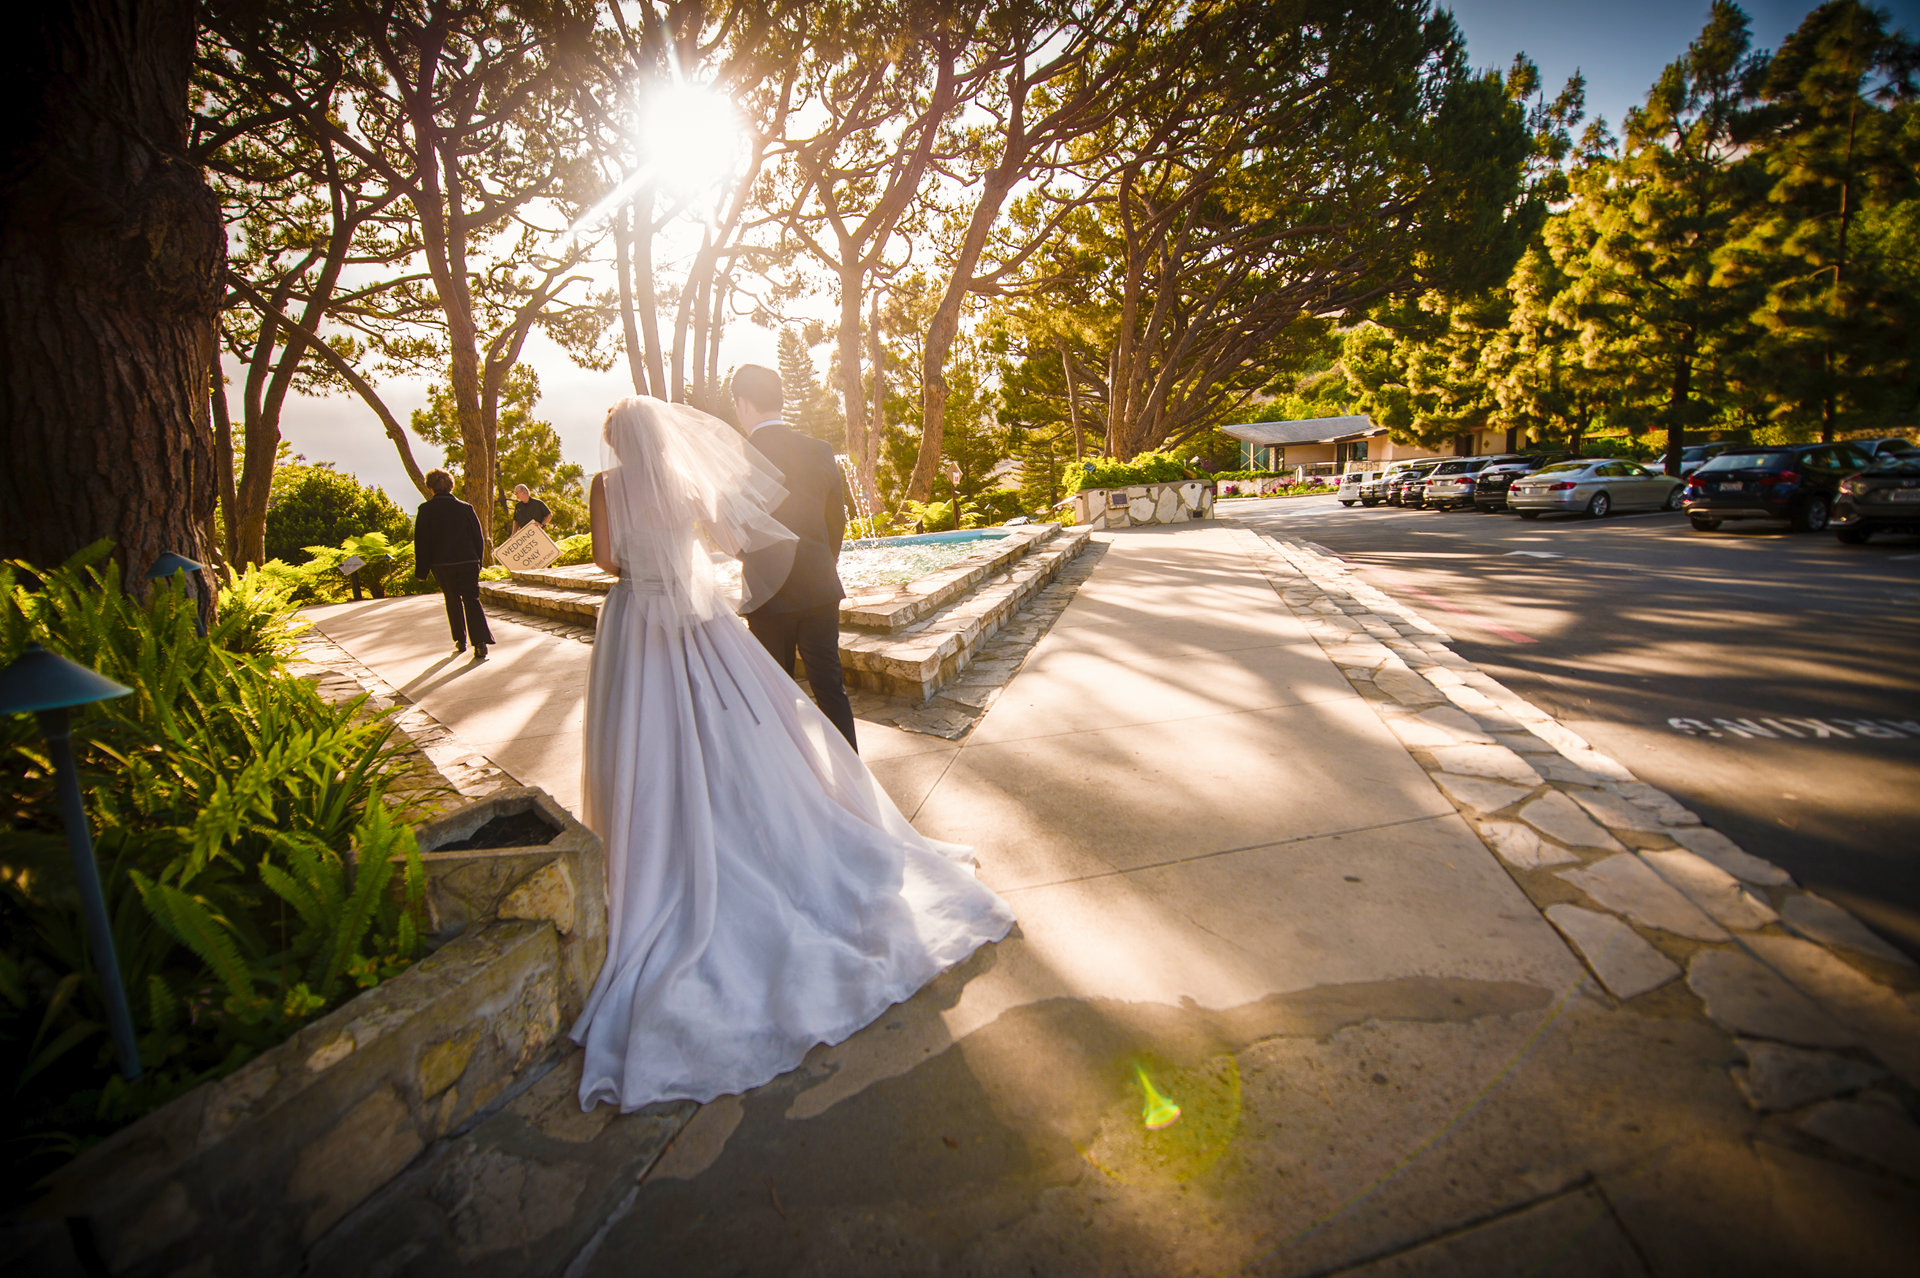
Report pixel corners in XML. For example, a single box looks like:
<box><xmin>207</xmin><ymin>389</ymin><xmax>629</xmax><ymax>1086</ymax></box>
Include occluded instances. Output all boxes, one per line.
<box><xmin>1230</xmin><ymin>491</ymin><xmax>1920</xmax><ymax>961</ymax></box>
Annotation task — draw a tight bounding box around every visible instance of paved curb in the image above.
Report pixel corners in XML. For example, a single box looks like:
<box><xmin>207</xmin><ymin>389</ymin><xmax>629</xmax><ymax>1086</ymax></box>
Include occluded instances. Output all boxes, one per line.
<box><xmin>1229</xmin><ymin>523</ymin><xmax>1920</xmax><ymax>1182</ymax></box>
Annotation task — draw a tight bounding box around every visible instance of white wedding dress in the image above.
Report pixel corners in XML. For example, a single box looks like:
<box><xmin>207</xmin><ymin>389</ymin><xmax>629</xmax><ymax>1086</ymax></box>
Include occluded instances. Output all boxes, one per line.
<box><xmin>569</xmin><ymin>398</ymin><xmax>1014</xmax><ymax>1110</ymax></box>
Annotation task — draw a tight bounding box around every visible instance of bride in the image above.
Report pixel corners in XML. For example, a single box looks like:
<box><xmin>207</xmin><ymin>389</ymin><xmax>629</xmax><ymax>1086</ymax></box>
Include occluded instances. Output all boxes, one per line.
<box><xmin>569</xmin><ymin>395</ymin><xmax>1014</xmax><ymax>1111</ymax></box>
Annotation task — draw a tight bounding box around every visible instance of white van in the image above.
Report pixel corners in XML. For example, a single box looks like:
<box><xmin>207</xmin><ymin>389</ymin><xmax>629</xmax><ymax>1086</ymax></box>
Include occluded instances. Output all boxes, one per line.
<box><xmin>1337</xmin><ymin>470</ymin><xmax>1380</xmax><ymax>507</ymax></box>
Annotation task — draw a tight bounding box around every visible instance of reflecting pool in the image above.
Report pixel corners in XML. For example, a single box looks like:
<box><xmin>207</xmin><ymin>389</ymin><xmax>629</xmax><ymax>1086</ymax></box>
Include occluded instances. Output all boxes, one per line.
<box><xmin>836</xmin><ymin>531</ymin><xmax>1008</xmax><ymax>591</ymax></box>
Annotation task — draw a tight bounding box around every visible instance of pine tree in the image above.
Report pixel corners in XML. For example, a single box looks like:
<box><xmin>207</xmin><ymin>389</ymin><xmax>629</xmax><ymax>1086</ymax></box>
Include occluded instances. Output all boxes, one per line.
<box><xmin>1551</xmin><ymin>2</ymin><xmax>1765</xmax><ymax>473</ymax></box>
<box><xmin>775</xmin><ymin>328</ymin><xmax>847</xmax><ymax>449</ymax></box>
<box><xmin>1719</xmin><ymin>1</ymin><xmax>1920</xmax><ymax>439</ymax></box>
<box><xmin>411</xmin><ymin>366</ymin><xmax>586</xmax><ymax>539</ymax></box>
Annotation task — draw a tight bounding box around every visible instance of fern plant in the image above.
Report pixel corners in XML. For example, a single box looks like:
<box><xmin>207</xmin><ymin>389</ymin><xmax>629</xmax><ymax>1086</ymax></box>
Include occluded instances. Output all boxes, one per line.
<box><xmin>1</xmin><ymin>543</ymin><xmax>429</xmax><ymax>1200</ymax></box>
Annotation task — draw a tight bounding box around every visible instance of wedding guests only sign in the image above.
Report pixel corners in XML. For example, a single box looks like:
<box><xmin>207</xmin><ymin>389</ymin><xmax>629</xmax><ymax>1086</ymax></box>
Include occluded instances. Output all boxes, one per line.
<box><xmin>493</xmin><ymin>521</ymin><xmax>561</xmax><ymax>573</ymax></box>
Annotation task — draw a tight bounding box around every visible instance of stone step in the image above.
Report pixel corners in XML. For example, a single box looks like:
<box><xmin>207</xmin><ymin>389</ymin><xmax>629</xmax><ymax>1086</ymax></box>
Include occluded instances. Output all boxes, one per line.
<box><xmin>834</xmin><ymin>527</ymin><xmax>1090</xmax><ymax>701</ymax></box>
<box><xmin>479</xmin><ymin>526</ymin><xmax>1094</xmax><ymax>703</ymax></box>
<box><xmin>479</xmin><ymin>576</ymin><xmax>608</xmax><ymax>626</ymax></box>
<box><xmin>506</xmin><ymin>563</ymin><xmax>618</xmax><ymax>593</ymax></box>
<box><xmin>840</xmin><ymin>524</ymin><xmax>1059</xmax><ymax>633</ymax></box>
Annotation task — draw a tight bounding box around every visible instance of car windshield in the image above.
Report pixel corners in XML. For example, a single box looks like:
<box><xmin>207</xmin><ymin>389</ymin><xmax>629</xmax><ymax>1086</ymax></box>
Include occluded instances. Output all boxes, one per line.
<box><xmin>1868</xmin><ymin>455</ymin><xmax>1920</xmax><ymax>475</ymax></box>
<box><xmin>1681</xmin><ymin>446</ymin><xmax>1719</xmax><ymax>462</ymax></box>
<box><xmin>1531</xmin><ymin>461</ymin><xmax>1589</xmax><ymax>476</ymax></box>
<box><xmin>1432</xmin><ymin>461</ymin><xmax>1472</xmax><ymax>474</ymax></box>
<box><xmin>1696</xmin><ymin>451</ymin><xmax>1792</xmax><ymax>474</ymax></box>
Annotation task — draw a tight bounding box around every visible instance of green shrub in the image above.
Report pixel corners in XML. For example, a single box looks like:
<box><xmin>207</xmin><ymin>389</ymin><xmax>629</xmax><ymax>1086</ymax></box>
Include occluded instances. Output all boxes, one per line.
<box><xmin>255</xmin><ymin>535</ymin><xmax>440</xmax><ymax>606</ymax></box>
<box><xmin>901</xmin><ymin>499</ymin><xmax>957</xmax><ymax>532</ymax></box>
<box><xmin>264</xmin><ymin>465</ymin><xmax>412</xmax><ymax>566</ymax></box>
<box><xmin>1</xmin><ymin>544</ymin><xmax>429</xmax><ymax>1197</ymax></box>
<box><xmin>1064</xmin><ymin>451</ymin><xmax>1196</xmax><ymax>494</ymax></box>
<box><xmin>554</xmin><ymin>534</ymin><xmax>594</xmax><ymax>566</ymax></box>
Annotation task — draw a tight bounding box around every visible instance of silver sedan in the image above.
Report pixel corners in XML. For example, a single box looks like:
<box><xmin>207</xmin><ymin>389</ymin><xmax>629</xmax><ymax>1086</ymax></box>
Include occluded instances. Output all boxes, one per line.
<box><xmin>1506</xmin><ymin>458</ymin><xmax>1683</xmax><ymax>519</ymax></box>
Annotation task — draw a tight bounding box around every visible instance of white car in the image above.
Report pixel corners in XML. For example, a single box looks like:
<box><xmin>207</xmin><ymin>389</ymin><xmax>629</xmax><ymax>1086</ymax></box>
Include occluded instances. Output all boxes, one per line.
<box><xmin>1507</xmin><ymin>458</ymin><xmax>1683</xmax><ymax>518</ymax></box>
<box><xmin>1337</xmin><ymin>470</ymin><xmax>1382</xmax><ymax>506</ymax></box>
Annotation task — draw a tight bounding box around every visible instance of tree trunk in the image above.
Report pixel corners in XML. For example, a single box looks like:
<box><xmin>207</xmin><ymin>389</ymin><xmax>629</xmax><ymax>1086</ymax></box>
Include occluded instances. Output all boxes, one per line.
<box><xmin>614</xmin><ymin>202</ymin><xmax>648</xmax><ymax>395</ymax></box>
<box><xmin>864</xmin><ymin>296</ymin><xmax>886</xmax><ymax>510</ymax></box>
<box><xmin>1664</xmin><ymin>349</ymin><xmax>1692</xmax><ymax>476</ymax></box>
<box><xmin>907</xmin><ymin>162</ymin><xmax>1020</xmax><ymax>501</ymax></box>
<box><xmin>633</xmin><ymin>188</ymin><xmax>667</xmax><ymax>402</ymax></box>
<box><xmin>1060</xmin><ymin>340</ymin><xmax>1085</xmax><ymax>462</ymax></box>
<box><xmin>0</xmin><ymin>0</ymin><xmax>225</xmax><ymax>584</ymax></box>
<box><xmin>211</xmin><ymin>371</ymin><xmax>239</xmax><ymax>566</ymax></box>
<box><xmin>833</xmin><ymin>262</ymin><xmax>876</xmax><ymax>506</ymax></box>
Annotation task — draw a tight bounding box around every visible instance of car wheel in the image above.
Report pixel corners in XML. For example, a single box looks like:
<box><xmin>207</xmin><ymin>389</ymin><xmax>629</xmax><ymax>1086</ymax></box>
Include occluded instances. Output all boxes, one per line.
<box><xmin>1662</xmin><ymin>486</ymin><xmax>1682</xmax><ymax>511</ymax></box>
<box><xmin>1689</xmin><ymin>515</ymin><xmax>1721</xmax><ymax>532</ymax></box>
<box><xmin>1835</xmin><ymin>525</ymin><xmax>1870</xmax><ymax>545</ymax></box>
<box><xmin>1340</xmin><ymin>500</ymin><xmax>1355</xmax><ymax>507</ymax></box>
<box><xmin>1517</xmin><ymin>511</ymin><xmax>1540</xmax><ymax>520</ymax></box>
<box><xmin>1792</xmin><ymin>496</ymin><xmax>1830</xmax><ymax>533</ymax></box>
<box><xmin>1587</xmin><ymin>491</ymin><xmax>1611</xmax><ymax>518</ymax></box>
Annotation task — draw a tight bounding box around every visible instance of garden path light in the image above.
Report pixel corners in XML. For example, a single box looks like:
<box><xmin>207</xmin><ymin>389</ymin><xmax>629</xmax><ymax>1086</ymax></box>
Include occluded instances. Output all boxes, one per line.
<box><xmin>146</xmin><ymin>549</ymin><xmax>207</xmax><ymax>637</ymax></box>
<box><xmin>0</xmin><ymin>644</ymin><xmax>140</xmax><ymax>1077</ymax></box>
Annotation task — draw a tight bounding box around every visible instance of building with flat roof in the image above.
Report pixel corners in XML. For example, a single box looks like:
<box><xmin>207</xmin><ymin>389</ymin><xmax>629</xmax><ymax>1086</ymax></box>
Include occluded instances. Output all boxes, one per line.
<box><xmin>1221</xmin><ymin>415</ymin><xmax>1513</xmax><ymax>473</ymax></box>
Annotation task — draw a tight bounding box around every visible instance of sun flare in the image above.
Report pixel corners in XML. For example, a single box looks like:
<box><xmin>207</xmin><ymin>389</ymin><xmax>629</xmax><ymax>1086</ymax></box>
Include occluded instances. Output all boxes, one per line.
<box><xmin>637</xmin><ymin>80</ymin><xmax>747</xmax><ymax>200</ymax></box>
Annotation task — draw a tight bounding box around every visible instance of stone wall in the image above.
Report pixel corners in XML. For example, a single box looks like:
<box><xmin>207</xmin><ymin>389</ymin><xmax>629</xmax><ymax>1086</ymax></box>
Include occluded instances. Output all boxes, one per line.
<box><xmin>11</xmin><ymin>923</ymin><xmax>566</xmax><ymax>1277</ymax></box>
<box><xmin>4</xmin><ymin>786</ymin><xmax>605</xmax><ymax>1278</ymax></box>
<box><xmin>1068</xmin><ymin>480</ymin><xmax>1214</xmax><ymax>529</ymax></box>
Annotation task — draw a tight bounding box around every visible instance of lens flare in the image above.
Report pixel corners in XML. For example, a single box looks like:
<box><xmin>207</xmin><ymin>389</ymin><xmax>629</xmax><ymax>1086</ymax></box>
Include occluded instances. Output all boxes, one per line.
<box><xmin>1083</xmin><ymin>1055</ymin><xmax>1241</xmax><ymax>1186</ymax></box>
<box><xmin>638</xmin><ymin>80</ymin><xmax>747</xmax><ymax>200</ymax></box>
<box><xmin>1135</xmin><ymin>1065</ymin><xmax>1182</xmax><ymax>1129</ymax></box>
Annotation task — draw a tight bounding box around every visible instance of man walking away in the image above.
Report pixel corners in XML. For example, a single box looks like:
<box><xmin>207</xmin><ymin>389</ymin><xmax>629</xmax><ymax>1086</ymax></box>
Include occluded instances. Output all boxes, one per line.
<box><xmin>511</xmin><ymin>484</ymin><xmax>551</xmax><ymax>533</ymax></box>
<box><xmin>415</xmin><ymin>469</ymin><xmax>496</xmax><ymax>660</ymax></box>
<box><xmin>731</xmin><ymin>364</ymin><xmax>858</xmax><ymax>750</ymax></box>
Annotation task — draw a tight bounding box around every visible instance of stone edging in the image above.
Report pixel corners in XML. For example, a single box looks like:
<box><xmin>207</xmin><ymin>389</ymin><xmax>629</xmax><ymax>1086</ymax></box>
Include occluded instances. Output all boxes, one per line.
<box><xmin>288</xmin><ymin>630</ymin><xmax>515</xmax><ymax>806</ymax></box>
<box><xmin>1228</xmin><ymin>524</ymin><xmax>1920</xmax><ymax>1180</ymax></box>
<box><xmin>841</xmin><ymin>523</ymin><xmax>1061</xmax><ymax>632</ymax></box>
<box><xmin>838</xmin><ymin>528</ymin><xmax>1091</xmax><ymax>701</ymax></box>
<box><xmin>850</xmin><ymin>538</ymin><xmax>1109</xmax><ymax>741</ymax></box>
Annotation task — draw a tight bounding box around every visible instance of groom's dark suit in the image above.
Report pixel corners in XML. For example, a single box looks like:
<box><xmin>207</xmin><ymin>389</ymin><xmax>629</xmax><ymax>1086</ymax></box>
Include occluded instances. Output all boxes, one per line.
<box><xmin>743</xmin><ymin>421</ymin><xmax>858</xmax><ymax>750</ymax></box>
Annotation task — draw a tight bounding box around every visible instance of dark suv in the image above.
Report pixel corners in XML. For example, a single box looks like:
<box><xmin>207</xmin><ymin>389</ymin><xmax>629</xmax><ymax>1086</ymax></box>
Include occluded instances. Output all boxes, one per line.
<box><xmin>1473</xmin><ymin>454</ymin><xmax>1570</xmax><ymax>512</ymax></box>
<box><xmin>1681</xmin><ymin>443</ymin><xmax>1874</xmax><ymax>533</ymax></box>
<box><xmin>1833</xmin><ymin>453</ymin><xmax>1920</xmax><ymax>543</ymax></box>
<box><xmin>1386</xmin><ymin>460</ymin><xmax>1442</xmax><ymax>506</ymax></box>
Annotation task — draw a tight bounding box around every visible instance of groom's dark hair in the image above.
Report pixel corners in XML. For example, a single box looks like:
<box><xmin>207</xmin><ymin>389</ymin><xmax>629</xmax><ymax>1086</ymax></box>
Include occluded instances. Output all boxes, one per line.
<box><xmin>731</xmin><ymin>364</ymin><xmax>782</xmax><ymax>414</ymax></box>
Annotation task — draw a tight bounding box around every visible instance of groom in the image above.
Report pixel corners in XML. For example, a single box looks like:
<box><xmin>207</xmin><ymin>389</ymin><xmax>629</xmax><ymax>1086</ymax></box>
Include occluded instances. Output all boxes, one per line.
<box><xmin>731</xmin><ymin>364</ymin><xmax>859</xmax><ymax>752</ymax></box>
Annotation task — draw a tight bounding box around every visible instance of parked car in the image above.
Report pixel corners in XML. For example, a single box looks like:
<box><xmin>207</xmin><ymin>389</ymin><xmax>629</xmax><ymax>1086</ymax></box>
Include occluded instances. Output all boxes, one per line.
<box><xmin>1850</xmin><ymin>437</ymin><xmax>1919</xmax><ymax>462</ymax></box>
<box><xmin>1832</xmin><ymin>453</ymin><xmax>1920</xmax><ymax>543</ymax></box>
<box><xmin>1423</xmin><ymin>454</ymin><xmax>1529</xmax><ymax>510</ymax></box>
<box><xmin>1507</xmin><ymin>458</ymin><xmax>1684</xmax><ymax>519</ymax></box>
<box><xmin>1358</xmin><ymin>471</ymin><xmax>1396</xmax><ymax>504</ymax></box>
<box><xmin>1680</xmin><ymin>443</ymin><xmax>1730</xmax><ymax>477</ymax></box>
<box><xmin>1388</xmin><ymin>459</ymin><xmax>1444</xmax><ymax>507</ymax></box>
<box><xmin>1473</xmin><ymin>454</ymin><xmax>1569</xmax><ymax>512</ymax></box>
<box><xmin>1681</xmin><ymin>442</ymin><xmax>1874</xmax><ymax>533</ymax></box>
<box><xmin>1336</xmin><ymin>470</ymin><xmax>1382</xmax><ymax>507</ymax></box>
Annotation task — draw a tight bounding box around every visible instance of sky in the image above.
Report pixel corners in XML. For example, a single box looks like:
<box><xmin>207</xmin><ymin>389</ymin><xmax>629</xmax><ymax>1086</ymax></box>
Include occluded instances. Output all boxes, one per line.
<box><xmin>272</xmin><ymin>0</ymin><xmax>1903</xmax><ymax>504</ymax></box>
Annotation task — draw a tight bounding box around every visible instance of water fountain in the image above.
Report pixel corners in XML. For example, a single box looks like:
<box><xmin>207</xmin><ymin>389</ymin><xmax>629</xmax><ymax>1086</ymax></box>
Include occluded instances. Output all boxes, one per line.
<box><xmin>837</xmin><ymin>454</ymin><xmax>878</xmax><ymax>541</ymax></box>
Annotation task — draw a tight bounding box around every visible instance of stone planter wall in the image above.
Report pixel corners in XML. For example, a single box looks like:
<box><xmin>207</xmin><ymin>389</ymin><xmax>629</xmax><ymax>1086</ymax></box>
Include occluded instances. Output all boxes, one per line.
<box><xmin>414</xmin><ymin>785</ymin><xmax>607</xmax><ymax>1017</ymax></box>
<box><xmin>1068</xmin><ymin>480</ymin><xmax>1214</xmax><ymax>529</ymax></box>
<box><xmin>4</xmin><ymin>786</ymin><xmax>605</xmax><ymax>1278</ymax></box>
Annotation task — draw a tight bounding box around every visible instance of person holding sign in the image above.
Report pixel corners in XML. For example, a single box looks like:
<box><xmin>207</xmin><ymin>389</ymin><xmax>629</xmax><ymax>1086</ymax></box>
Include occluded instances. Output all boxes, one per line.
<box><xmin>414</xmin><ymin>469</ymin><xmax>495</xmax><ymax>660</ymax></box>
<box><xmin>511</xmin><ymin>484</ymin><xmax>551</xmax><ymax>533</ymax></box>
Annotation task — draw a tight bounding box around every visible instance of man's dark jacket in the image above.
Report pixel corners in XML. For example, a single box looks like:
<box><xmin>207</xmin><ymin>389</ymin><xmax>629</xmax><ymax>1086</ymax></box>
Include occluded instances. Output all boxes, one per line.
<box><xmin>745</xmin><ymin>424</ymin><xmax>849</xmax><ymax>613</ymax></box>
<box><xmin>413</xmin><ymin>493</ymin><xmax>487</xmax><ymax>573</ymax></box>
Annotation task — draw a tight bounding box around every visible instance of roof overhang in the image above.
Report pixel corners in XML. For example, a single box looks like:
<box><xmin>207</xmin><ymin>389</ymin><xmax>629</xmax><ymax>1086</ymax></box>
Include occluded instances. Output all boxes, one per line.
<box><xmin>1221</xmin><ymin>415</ymin><xmax>1382</xmax><ymax>447</ymax></box>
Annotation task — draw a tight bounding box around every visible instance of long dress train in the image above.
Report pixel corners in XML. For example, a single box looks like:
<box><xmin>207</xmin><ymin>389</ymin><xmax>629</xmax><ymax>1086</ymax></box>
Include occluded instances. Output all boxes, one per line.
<box><xmin>570</xmin><ymin>562</ymin><xmax>1014</xmax><ymax>1111</ymax></box>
